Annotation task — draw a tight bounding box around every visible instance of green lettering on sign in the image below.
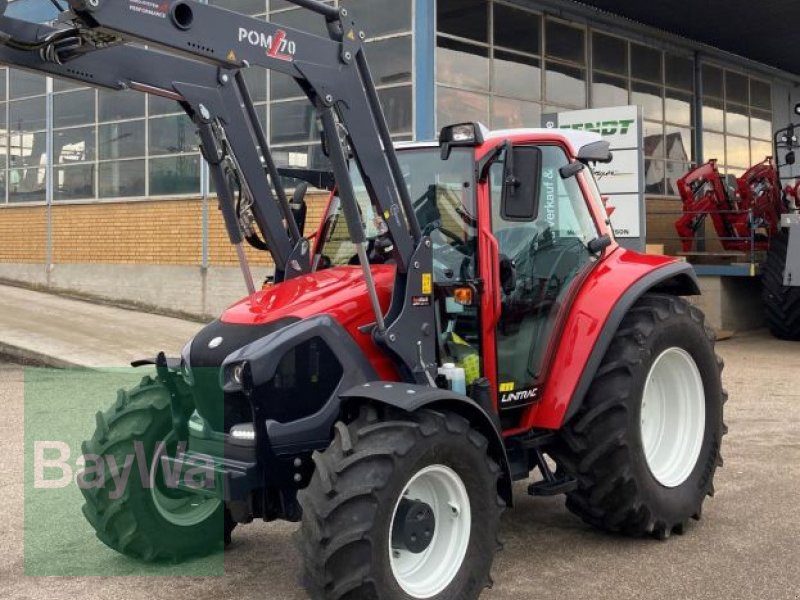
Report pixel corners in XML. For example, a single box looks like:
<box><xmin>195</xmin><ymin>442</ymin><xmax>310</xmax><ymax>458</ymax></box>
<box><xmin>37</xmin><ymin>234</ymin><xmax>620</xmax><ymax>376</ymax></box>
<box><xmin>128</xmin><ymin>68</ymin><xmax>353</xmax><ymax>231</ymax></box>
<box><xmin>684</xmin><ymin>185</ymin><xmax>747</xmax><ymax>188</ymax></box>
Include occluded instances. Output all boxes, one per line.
<box><xmin>560</xmin><ymin>118</ymin><xmax>636</xmax><ymax>136</ymax></box>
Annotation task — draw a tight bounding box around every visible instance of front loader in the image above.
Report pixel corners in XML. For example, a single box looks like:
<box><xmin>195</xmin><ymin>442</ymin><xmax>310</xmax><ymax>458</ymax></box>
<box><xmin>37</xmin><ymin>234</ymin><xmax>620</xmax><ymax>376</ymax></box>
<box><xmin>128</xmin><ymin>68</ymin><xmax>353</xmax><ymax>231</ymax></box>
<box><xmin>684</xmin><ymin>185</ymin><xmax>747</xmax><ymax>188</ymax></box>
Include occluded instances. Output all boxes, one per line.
<box><xmin>1</xmin><ymin>1</ymin><xmax>727</xmax><ymax>598</ymax></box>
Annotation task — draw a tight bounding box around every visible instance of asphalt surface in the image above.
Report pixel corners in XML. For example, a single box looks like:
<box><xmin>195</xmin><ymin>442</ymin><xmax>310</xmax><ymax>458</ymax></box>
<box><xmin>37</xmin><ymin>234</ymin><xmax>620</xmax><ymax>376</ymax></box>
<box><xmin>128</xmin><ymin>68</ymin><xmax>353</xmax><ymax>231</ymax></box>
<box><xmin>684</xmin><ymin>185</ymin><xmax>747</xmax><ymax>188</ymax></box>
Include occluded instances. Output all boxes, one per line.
<box><xmin>0</xmin><ymin>284</ymin><xmax>202</xmax><ymax>367</ymax></box>
<box><xmin>2</xmin><ymin>330</ymin><xmax>799</xmax><ymax>600</ymax></box>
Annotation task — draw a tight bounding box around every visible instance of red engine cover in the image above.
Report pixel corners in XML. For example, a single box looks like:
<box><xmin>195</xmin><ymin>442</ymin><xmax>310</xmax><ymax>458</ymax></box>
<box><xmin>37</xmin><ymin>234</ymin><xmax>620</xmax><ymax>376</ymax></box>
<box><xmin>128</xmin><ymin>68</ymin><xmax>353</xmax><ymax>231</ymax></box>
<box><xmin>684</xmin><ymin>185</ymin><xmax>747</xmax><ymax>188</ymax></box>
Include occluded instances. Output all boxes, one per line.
<box><xmin>221</xmin><ymin>265</ymin><xmax>400</xmax><ymax>380</ymax></box>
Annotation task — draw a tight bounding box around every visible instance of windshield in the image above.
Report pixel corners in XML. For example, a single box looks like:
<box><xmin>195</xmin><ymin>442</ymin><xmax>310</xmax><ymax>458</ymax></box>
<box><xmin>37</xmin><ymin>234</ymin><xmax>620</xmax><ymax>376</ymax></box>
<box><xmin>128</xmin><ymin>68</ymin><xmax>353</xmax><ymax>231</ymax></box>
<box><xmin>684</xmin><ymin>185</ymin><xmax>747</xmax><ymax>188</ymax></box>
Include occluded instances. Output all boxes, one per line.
<box><xmin>315</xmin><ymin>148</ymin><xmax>478</xmax><ymax>283</ymax></box>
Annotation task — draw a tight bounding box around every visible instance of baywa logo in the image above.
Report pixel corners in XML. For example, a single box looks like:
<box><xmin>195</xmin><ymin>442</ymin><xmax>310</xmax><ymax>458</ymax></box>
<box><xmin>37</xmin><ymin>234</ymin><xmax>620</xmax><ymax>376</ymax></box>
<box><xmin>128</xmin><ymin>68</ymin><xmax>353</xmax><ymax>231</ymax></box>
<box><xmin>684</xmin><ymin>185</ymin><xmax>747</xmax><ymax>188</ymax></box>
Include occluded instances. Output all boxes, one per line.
<box><xmin>33</xmin><ymin>440</ymin><xmax>217</xmax><ymax>497</ymax></box>
<box><xmin>238</xmin><ymin>27</ymin><xmax>296</xmax><ymax>62</ymax></box>
<box><xmin>562</xmin><ymin>119</ymin><xmax>635</xmax><ymax>136</ymax></box>
<box><xmin>500</xmin><ymin>387</ymin><xmax>539</xmax><ymax>405</ymax></box>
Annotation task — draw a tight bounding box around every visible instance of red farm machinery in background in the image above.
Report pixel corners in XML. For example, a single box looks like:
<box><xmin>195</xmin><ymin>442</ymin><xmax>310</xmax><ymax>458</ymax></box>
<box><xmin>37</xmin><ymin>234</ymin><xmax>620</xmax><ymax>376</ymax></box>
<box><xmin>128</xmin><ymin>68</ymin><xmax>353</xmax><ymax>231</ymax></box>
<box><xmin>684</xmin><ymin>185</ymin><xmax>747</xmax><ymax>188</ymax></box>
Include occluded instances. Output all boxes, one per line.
<box><xmin>675</xmin><ymin>114</ymin><xmax>800</xmax><ymax>340</ymax></box>
<box><xmin>675</xmin><ymin>157</ymin><xmax>793</xmax><ymax>254</ymax></box>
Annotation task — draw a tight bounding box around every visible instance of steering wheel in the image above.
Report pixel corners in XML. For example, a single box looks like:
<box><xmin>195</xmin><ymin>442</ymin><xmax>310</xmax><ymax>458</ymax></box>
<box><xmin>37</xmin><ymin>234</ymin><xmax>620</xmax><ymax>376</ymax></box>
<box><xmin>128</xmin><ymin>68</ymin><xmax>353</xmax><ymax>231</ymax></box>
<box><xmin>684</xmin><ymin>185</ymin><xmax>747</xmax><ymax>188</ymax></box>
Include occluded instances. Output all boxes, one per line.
<box><xmin>534</xmin><ymin>239</ymin><xmax>586</xmax><ymax>296</ymax></box>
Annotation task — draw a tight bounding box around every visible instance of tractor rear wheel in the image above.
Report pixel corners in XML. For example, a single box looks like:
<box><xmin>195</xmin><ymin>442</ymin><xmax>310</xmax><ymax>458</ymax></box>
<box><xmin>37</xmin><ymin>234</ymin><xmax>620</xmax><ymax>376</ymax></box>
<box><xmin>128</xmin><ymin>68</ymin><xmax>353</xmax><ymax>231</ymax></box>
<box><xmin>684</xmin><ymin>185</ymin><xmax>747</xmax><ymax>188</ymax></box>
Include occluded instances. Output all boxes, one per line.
<box><xmin>297</xmin><ymin>406</ymin><xmax>504</xmax><ymax>600</ymax></box>
<box><xmin>553</xmin><ymin>294</ymin><xmax>726</xmax><ymax>539</ymax></box>
<box><xmin>763</xmin><ymin>230</ymin><xmax>800</xmax><ymax>340</ymax></box>
<box><xmin>80</xmin><ymin>376</ymin><xmax>226</xmax><ymax>561</ymax></box>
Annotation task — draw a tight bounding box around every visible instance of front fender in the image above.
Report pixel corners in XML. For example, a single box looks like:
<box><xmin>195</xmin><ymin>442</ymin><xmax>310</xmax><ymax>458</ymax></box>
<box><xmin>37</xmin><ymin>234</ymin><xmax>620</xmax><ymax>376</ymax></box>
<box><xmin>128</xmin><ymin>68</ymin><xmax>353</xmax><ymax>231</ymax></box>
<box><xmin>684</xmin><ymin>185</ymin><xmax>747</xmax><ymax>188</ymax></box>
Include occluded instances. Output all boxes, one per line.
<box><xmin>340</xmin><ymin>382</ymin><xmax>514</xmax><ymax>507</ymax></box>
<box><xmin>522</xmin><ymin>249</ymin><xmax>700</xmax><ymax>431</ymax></box>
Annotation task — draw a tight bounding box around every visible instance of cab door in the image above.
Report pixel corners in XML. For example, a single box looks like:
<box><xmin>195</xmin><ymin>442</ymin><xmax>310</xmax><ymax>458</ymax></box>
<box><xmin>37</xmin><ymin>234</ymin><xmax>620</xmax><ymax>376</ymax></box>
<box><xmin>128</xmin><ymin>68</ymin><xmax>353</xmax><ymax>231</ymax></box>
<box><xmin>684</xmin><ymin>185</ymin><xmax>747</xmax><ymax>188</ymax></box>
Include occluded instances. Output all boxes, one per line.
<box><xmin>488</xmin><ymin>144</ymin><xmax>600</xmax><ymax>415</ymax></box>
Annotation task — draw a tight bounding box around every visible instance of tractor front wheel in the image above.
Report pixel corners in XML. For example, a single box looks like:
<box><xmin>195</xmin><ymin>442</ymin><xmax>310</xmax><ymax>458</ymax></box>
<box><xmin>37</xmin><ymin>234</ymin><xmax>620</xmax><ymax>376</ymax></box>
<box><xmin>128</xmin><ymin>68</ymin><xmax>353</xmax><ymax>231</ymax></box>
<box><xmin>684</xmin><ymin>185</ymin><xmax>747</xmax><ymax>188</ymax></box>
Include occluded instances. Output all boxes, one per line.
<box><xmin>297</xmin><ymin>406</ymin><xmax>504</xmax><ymax>600</ymax></box>
<box><xmin>80</xmin><ymin>376</ymin><xmax>226</xmax><ymax>561</ymax></box>
<box><xmin>553</xmin><ymin>294</ymin><xmax>727</xmax><ymax>539</ymax></box>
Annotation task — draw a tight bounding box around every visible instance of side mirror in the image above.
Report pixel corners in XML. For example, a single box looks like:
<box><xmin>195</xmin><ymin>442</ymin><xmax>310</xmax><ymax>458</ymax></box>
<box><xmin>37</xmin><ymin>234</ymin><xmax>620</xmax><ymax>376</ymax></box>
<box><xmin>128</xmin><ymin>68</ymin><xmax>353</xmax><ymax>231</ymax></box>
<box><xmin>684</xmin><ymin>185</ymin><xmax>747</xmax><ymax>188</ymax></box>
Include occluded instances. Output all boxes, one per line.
<box><xmin>291</xmin><ymin>182</ymin><xmax>308</xmax><ymax>235</ymax></box>
<box><xmin>498</xmin><ymin>254</ymin><xmax>517</xmax><ymax>295</ymax></box>
<box><xmin>786</xmin><ymin>151</ymin><xmax>796</xmax><ymax>166</ymax></box>
<box><xmin>559</xmin><ymin>161</ymin><xmax>584</xmax><ymax>179</ymax></box>
<box><xmin>587</xmin><ymin>234</ymin><xmax>612</xmax><ymax>254</ymax></box>
<box><xmin>501</xmin><ymin>143</ymin><xmax>541</xmax><ymax>222</ymax></box>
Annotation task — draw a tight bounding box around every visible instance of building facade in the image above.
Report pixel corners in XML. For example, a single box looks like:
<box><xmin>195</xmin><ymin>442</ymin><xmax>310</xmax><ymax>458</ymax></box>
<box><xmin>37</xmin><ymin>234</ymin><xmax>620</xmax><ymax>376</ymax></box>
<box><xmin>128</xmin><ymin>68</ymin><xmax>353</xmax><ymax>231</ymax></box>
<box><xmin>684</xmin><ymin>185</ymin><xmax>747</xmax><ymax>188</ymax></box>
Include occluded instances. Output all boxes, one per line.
<box><xmin>0</xmin><ymin>0</ymin><xmax>798</xmax><ymax>316</ymax></box>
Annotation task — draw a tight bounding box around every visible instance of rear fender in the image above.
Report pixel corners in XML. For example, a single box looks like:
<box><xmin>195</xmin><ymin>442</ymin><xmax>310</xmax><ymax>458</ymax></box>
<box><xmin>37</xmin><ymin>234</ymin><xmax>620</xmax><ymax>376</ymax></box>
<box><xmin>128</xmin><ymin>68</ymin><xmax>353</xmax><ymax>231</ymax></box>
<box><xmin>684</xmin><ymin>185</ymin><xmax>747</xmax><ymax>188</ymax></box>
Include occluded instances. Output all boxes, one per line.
<box><xmin>560</xmin><ymin>261</ymin><xmax>700</xmax><ymax>425</ymax></box>
<box><xmin>522</xmin><ymin>250</ymin><xmax>701</xmax><ymax>431</ymax></box>
<box><xmin>340</xmin><ymin>382</ymin><xmax>514</xmax><ymax>507</ymax></box>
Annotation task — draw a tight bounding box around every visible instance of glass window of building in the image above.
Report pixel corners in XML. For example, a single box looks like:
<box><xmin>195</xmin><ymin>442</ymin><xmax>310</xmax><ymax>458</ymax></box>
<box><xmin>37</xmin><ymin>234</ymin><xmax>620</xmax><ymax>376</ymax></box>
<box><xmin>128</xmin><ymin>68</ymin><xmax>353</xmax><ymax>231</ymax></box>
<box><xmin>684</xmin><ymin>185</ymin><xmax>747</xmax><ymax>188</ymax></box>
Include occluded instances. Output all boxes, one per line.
<box><xmin>99</xmin><ymin>159</ymin><xmax>146</xmax><ymax>199</ymax></box>
<box><xmin>701</xmin><ymin>64</ymin><xmax>772</xmax><ymax>179</ymax></box>
<box><xmin>150</xmin><ymin>155</ymin><xmax>201</xmax><ymax>196</ymax></box>
<box><xmin>437</xmin><ymin>1</ymin><xmax>546</xmax><ymax>130</ymax></box>
<box><xmin>437</xmin><ymin>0</ymin><xmax>489</xmax><ymax>43</ymax></box>
<box><xmin>9</xmin><ymin>70</ymin><xmax>45</xmax><ymax>100</ymax></box>
<box><xmin>437</xmin><ymin>37</ymin><xmax>490</xmax><ymax>92</ymax></box>
<box><xmin>546</xmin><ymin>19</ymin><xmax>585</xmax><ymax>65</ymax></box>
<box><xmin>592</xmin><ymin>32</ymin><xmax>627</xmax><ymax>76</ymax></box>
<box><xmin>493</xmin><ymin>3</ymin><xmax>541</xmax><ymax>55</ymax></box>
<box><xmin>544</xmin><ymin>18</ymin><xmax>586</xmax><ymax>108</ymax></box>
<box><xmin>8</xmin><ymin>79</ymin><xmax>46</xmax><ymax>202</ymax></box>
<box><xmin>631</xmin><ymin>44</ymin><xmax>663</xmax><ymax>84</ymax></box>
<box><xmin>436</xmin><ymin>0</ymin><xmax>556</xmax><ymax>129</ymax></box>
<box><xmin>341</xmin><ymin>0</ymin><xmax>411</xmax><ymax>38</ymax></box>
<box><xmin>53</xmin><ymin>85</ymin><xmax>97</xmax><ymax>201</ymax></box>
<box><xmin>494</xmin><ymin>51</ymin><xmax>541</xmax><ymax>101</ymax></box>
<box><xmin>267</xmin><ymin>0</ymin><xmax>413</xmax><ymax>168</ymax></box>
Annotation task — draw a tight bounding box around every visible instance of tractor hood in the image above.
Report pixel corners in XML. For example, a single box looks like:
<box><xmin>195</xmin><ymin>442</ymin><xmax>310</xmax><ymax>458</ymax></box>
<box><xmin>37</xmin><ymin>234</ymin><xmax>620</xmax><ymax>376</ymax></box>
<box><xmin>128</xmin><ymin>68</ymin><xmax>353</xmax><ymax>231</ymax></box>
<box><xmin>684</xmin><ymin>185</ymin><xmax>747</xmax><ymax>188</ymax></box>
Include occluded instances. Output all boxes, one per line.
<box><xmin>220</xmin><ymin>264</ymin><xmax>396</xmax><ymax>330</ymax></box>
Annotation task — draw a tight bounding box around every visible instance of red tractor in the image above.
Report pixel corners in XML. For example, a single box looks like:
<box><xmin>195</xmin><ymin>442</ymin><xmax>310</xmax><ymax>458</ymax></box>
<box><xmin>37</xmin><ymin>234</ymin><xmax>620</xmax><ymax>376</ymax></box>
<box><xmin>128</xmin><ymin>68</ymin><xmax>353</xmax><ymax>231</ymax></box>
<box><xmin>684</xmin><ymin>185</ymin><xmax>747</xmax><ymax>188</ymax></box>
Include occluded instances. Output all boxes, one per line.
<box><xmin>1</xmin><ymin>1</ymin><xmax>726</xmax><ymax>598</ymax></box>
<box><xmin>675</xmin><ymin>117</ymin><xmax>800</xmax><ymax>340</ymax></box>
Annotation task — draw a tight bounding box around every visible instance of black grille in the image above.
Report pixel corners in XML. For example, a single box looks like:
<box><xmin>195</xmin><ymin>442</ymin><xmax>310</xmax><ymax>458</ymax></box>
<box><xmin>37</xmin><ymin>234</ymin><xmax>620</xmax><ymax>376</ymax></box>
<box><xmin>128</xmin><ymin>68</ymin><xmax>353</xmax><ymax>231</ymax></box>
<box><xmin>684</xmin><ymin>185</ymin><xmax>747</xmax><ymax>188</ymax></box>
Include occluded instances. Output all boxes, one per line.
<box><xmin>189</xmin><ymin>317</ymin><xmax>298</xmax><ymax>431</ymax></box>
<box><xmin>252</xmin><ymin>336</ymin><xmax>343</xmax><ymax>424</ymax></box>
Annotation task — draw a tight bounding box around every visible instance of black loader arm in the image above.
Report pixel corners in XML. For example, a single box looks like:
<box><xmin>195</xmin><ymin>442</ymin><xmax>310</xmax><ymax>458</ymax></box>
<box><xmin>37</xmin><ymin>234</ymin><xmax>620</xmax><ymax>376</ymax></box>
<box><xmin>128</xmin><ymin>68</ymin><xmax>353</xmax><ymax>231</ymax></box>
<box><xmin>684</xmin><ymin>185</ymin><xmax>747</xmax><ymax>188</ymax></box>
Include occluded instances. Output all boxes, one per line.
<box><xmin>0</xmin><ymin>0</ymin><xmax>438</xmax><ymax>385</ymax></box>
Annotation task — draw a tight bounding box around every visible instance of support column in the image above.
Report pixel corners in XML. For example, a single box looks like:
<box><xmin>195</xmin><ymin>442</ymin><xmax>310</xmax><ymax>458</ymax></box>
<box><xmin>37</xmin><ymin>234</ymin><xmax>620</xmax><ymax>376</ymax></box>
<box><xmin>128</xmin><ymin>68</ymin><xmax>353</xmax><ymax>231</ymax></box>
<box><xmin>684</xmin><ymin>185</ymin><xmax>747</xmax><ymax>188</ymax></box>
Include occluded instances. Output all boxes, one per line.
<box><xmin>414</xmin><ymin>0</ymin><xmax>436</xmax><ymax>141</ymax></box>
<box><xmin>45</xmin><ymin>76</ymin><xmax>53</xmax><ymax>286</ymax></box>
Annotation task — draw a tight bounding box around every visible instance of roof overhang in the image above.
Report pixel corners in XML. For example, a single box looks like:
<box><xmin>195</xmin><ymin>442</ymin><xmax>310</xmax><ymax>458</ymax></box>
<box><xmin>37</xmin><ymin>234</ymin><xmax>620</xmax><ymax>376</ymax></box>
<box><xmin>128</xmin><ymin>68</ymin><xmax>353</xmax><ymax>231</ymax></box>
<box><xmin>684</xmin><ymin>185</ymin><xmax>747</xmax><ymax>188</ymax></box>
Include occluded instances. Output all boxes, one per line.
<box><xmin>575</xmin><ymin>0</ymin><xmax>800</xmax><ymax>77</ymax></box>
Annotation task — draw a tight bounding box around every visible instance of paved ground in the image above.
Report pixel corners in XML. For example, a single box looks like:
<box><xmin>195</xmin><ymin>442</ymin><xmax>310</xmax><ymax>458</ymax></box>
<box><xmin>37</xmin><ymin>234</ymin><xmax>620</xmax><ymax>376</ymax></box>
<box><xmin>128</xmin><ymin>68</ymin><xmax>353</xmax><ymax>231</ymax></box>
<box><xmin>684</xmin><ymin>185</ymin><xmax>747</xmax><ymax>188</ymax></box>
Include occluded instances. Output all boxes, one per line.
<box><xmin>1</xmin><ymin>321</ymin><xmax>799</xmax><ymax>599</ymax></box>
<box><xmin>0</xmin><ymin>283</ymin><xmax>202</xmax><ymax>367</ymax></box>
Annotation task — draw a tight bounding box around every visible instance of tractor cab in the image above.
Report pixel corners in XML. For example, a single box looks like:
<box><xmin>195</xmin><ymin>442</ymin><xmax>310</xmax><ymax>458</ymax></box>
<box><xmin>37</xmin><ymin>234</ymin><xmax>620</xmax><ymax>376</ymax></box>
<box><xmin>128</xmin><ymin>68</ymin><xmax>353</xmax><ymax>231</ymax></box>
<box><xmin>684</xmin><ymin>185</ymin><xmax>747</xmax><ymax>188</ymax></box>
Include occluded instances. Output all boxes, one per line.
<box><xmin>311</xmin><ymin>123</ymin><xmax>614</xmax><ymax>424</ymax></box>
<box><xmin>0</xmin><ymin>0</ymin><xmax>723</xmax><ymax>591</ymax></box>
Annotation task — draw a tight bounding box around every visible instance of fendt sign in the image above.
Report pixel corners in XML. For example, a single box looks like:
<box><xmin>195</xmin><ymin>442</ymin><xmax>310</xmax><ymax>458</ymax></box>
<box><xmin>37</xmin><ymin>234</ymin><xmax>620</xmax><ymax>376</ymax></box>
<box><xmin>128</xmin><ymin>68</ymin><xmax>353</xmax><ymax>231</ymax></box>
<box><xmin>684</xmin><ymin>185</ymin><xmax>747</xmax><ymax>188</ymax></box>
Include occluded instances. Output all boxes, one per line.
<box><xmin>562</xmin><ymin>119</ymin><xmax>636</xmax><ymax>137</ymax></box>
<box><xmin>544</xmin><ymin>105</ymin><xmax>646</xmax><ymax>251</ymax></box>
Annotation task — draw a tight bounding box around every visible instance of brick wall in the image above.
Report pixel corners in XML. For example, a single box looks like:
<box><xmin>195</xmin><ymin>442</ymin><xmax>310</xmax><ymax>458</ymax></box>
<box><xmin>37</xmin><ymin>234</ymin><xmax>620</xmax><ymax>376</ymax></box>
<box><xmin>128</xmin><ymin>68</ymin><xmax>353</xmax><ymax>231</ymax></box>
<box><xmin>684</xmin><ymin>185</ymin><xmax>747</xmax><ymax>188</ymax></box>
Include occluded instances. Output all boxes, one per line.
<box><xmin>0</xmin><ymin>205</ymin><xmax>47</xmax><ymax>262</ymax></box>
<box><xmin>0</xmin><ymin>193</ymin><xmax>703</xmax><ymax>267</ymax></box>
<box><xmin>0</xmin><ymin>192</ymin><xmax>330</xmax><ymax>267</ymax></box>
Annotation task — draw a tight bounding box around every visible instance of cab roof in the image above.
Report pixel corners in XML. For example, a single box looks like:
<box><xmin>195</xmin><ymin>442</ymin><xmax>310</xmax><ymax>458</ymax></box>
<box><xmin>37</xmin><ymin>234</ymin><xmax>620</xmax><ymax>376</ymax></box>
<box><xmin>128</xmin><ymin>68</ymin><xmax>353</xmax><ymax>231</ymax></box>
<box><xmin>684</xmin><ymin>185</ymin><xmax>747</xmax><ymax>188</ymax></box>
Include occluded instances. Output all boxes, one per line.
<box><xmin>395</xmin><ymin>125</ymin><xmax>606</xmax><ymax>159</ymax></box>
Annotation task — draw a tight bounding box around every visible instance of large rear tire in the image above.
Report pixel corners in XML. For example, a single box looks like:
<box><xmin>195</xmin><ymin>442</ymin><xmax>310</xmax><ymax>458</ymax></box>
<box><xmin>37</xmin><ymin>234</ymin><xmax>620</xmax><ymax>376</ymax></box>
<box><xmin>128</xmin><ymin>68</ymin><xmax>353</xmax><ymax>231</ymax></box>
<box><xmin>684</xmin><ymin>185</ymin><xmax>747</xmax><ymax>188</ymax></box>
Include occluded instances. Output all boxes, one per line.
<box><xmin>553</xmin><ymin>294</ymin><xmax>727</xmax><ymax>539</ymax></box>
<box><xmin>763</xmin><ymin>230</ymin><xmax>800</xmax><ymax>340</ymax></box>
<box><xmin>297</xmin><ymin>406</ymin><xmax>504</xmax><ymax>600</ymax></box>
<box><xmin>80</xmin><ymin>376</ymin><xmax>226</xmax><ymax>561</ymax></box>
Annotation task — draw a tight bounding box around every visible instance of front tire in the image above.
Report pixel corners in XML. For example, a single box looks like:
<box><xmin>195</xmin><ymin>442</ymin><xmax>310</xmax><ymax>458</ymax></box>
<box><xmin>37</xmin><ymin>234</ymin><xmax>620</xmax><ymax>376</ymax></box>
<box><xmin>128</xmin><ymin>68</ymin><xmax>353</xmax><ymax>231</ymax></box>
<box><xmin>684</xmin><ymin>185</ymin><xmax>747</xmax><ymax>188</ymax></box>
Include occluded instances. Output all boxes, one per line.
<box><xmin>553</xmin><ymin>294</ymin><xmax>727</xmax><ymax>539</ymax></box>
<box><xmin>80</xmin><ymin>376</ymin><xmax>225</xmax><ymax>561</ymax></box>
<box><xmin>297</xmin><ymin>407</ymin><xmax>504</xmax><ymax>600</ymax></box>
<box><xmin>763</xmin><ymin>231</ymin><xmax>800</xmax><ymax>340</ymax></box>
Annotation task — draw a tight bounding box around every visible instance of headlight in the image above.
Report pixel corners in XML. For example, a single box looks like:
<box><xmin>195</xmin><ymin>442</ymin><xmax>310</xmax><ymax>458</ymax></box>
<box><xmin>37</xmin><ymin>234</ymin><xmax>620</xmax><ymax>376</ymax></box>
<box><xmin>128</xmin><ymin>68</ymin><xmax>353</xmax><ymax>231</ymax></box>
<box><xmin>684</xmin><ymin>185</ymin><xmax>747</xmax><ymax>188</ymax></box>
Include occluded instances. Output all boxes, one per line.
<box><xmin>180</xmin><ymin>339</ymin><xmax>194</xmax><ymax>385</ymax></box>
<box><xmin>229</xmin><ymin>422</ymin><xmax>256</xmax><ymax>443</ymax></box>
<box><xmin>232</xmin><ymin>363</ymin><xmax>245</xmax><ymax>384</ymax></box>
<box><xmin>223</xmin><ymin>361</ymin><xmax>249</xmax><ymax>390</ymax></box>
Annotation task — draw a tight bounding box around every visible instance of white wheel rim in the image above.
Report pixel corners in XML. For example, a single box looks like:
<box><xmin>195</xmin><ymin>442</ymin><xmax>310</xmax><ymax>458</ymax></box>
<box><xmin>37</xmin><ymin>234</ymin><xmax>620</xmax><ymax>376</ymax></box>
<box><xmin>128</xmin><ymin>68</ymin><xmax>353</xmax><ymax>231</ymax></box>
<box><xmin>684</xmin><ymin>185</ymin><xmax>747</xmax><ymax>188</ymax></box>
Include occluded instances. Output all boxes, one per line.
<box><xmin>149</xmin><ymin>434</ymin><xmax>221</xmax><ymax>527</ymax></box>
<box><xmin>641</xmin><ymin>347</ymin><xmax>706</xmax><ymax>488</ymax></box>
<box><xmin>389</xmin><ymin>465</ymin><xmax>471</xmax><ymax>598</ymax></box>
